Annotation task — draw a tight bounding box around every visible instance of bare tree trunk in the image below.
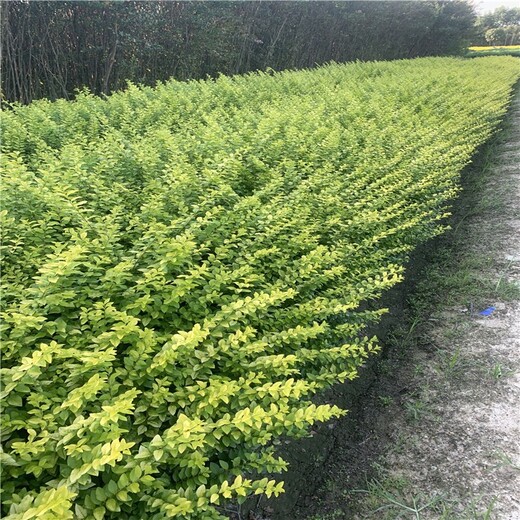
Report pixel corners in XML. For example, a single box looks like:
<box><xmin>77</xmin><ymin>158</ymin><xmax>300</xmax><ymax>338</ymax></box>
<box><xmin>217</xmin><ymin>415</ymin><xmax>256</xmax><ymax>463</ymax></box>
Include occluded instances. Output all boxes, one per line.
<box><xmin>265</xmin><ymin>15</ymin><xmax>288</xmax><ymax>67</ymax></box>
<box><xmin>102</xmin><ymin>22</ymin><xmax>118</xmax><ymax>95</ymax></box>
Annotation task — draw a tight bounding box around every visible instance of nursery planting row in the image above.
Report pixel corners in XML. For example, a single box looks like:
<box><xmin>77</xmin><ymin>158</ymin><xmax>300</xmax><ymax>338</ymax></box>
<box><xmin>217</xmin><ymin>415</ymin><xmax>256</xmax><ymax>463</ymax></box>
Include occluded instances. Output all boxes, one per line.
<box><xmin>1</xmin><ymin>57</ymin><xmax>519</xmax><ymax>519</ymax></box>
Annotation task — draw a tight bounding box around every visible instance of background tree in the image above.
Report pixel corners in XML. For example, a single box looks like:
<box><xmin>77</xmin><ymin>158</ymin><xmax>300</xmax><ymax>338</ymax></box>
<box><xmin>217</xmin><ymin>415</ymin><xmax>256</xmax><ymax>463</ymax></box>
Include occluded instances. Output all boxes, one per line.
<box><xmin>1</xmin><ymin>0</ymin><xmax>476</xmax><ymax>104</ymax></box>
<box><xmin>474</xmin><ymin>6</ymin><xmax>520</xmax><ymax>46</ymax></box>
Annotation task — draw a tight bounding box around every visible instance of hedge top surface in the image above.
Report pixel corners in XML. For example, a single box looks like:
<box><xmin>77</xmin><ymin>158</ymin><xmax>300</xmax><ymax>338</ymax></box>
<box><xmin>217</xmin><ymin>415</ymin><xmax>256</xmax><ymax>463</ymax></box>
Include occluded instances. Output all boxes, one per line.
<box><xmin>1</xmin><ymin>57</ymin><xmax>519</xmax><ymax>520</ymax></box>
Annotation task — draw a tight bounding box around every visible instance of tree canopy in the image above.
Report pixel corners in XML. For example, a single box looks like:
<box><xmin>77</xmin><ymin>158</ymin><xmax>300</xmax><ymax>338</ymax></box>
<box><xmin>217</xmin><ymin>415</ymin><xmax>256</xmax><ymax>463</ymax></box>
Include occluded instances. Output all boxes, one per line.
<box><xmin>474</xmin><ymin>6</ymin><xmax>520</xmax><ymax>46</ymax></box>
<box><xmin>1</xmin><ymin>1</ymin><xmax>476</xmax><ymax>104</ymax></box>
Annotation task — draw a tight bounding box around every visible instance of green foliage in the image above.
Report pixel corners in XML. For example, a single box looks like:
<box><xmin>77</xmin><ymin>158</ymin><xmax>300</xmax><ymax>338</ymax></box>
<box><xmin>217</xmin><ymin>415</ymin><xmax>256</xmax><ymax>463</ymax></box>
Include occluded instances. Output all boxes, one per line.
<box><xmin>1</xmin><ymin>57</ymin><xmax>519</xmax><ymax>519</ymax></box>
<box><xmin>473</xmin><ymin>7</ymin><xmax>520</xmax><ymax>46</ymax></box>
<box><xmin>1</xmin><ymin>1</ymin><xmax>477</xmax><ymax>103</ymax></box>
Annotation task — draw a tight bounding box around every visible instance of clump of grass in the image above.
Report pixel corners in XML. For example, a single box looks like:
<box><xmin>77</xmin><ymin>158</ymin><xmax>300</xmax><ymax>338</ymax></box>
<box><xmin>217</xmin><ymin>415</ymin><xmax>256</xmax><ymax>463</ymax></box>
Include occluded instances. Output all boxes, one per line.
<box><xmin>491</xmin><ymin>451</ymin><xmax>520</xmax><ymax>472</ymax></box>
<box><xmin>343</xmin><ymin>472</ymin><xmax>497</xmax><ymax>520</ymax></box>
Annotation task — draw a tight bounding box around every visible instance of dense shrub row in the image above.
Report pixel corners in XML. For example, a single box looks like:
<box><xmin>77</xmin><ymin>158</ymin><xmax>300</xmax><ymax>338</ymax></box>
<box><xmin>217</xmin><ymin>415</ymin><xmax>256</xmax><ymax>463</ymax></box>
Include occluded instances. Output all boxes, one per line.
<box><xmin>1</xmin><ymin>57</ymin><xmax>519</xmax><ymax>519</ymax></box>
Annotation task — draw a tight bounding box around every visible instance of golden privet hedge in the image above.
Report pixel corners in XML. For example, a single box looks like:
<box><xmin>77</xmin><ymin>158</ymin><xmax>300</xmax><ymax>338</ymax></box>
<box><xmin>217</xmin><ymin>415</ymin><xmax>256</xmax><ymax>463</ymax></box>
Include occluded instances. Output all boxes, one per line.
<box><xmin>1</xmin><ymin>57</ymin><xmax>519</xmax><ymax>519</ymax></box>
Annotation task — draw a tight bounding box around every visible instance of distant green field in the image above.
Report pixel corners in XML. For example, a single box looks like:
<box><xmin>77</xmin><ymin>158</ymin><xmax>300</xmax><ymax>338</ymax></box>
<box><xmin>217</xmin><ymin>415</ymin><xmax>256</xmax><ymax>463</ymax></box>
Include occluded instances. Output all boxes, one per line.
<box><xmin>1</xmin><ymin>57</ymin><xmax>520</xmax><ymax>520</ymax></box>
<box><xmin>467</xmin><ymin>45</ymin><xmax>520</xmax><ymax>57</ymax></box>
